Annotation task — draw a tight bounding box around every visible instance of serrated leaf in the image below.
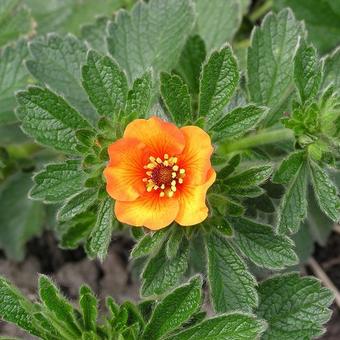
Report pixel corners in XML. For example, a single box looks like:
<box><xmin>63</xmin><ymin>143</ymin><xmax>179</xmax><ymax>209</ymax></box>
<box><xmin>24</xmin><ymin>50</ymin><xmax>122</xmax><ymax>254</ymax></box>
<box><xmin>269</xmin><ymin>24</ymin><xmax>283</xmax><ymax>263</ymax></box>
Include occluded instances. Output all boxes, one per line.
<box><xmin>88</xmin><ymin>197</ymin><xmax>115</xmax><ymax>260</ymax></box>
<box><xmin>176</xmin><ymin>35</ymin><xmax>206</xmax><ymax>95</ymax></box>
<box><xmin>0</xmin><ymin>171</ymin><xmax>45</xmax><ymax>260</ymax></box>
<box><xmin>30</xmin><ymin>160</ymin><xmax>85</xmax><ymax>203</ymax></box>
<box><xmin>195</xmin><ymin>0</ymin><xmax>242</xmax><ymax>52</ymax></box>
<box><xmin>294</xmin><ymin>39</ymin><xmax>322</xmax><ymax>103</ymax></box>
<box><xmin>247</xmin><ymin>9</ymin><xmax>304</xmax><ymax>126</ymax></box>
<box><xmin>257</xmin><ymin>273</ymin><xmax>333</xmax><ymax>340</ymax></box>
<box><xmin>0</xmin><ymin>40</ymin><xmax>30</xmax><ymax>125</ymax></box>
<box><xmin>211</xmin><ymin>105</ymin><xmax>267</xmax><ymax>141</ymax></box>
<box><xmin>323</xmin><ymin>47</ymin><xmax>340</xmax><ymax>90</ymax></box>
<box><xmin>160</xmin><ymin>72</ymin><xmax>192</xmax><ymax>125</ymax></box>
<box><xmin>230</xmin><ymin>217</ymin><xmax>298</xmax><ymax>270</ymax></box>
<box><xmin>166</xmin><ymin>227</ymin><xmax>184</xmax><ymax>259</ymax></box>
<box><xmin>310</xmin><ymin>161</ymin><xmax>340</xmax><ymax>222</ymax></box>
<box><xmin>80</xmin><ymin>285</ymin><xmax>98</xmax><ymax>332</ymax></box>
<box><xmin>58</xmin><ymin>189</ymin><xmax>97</xmax><ymax>222</ymax></box>
<box><xmin>143</xmin><ymin>276</ymin><xmax>202</xmax><ymax>339</ymax></box>
<box><xmin>224</xmin><ymin>165</ymin><xmax>273</xmax><ymax>188</ymax></box>
<box><xmin>125</xmin><ymin>71</ymin><xmax>153</xmax><ymax>120</ymax></box>
<box><xmin>131</xmin><ymin>229</ymin><xmax>168</xmax><ymax>259</ymax></box>
<box><xmin>167</xmin><ymin>313</ymin><xmax>265</xmax><ymax>340</ymax></box>
<box><xmin>0</xmin><ymin>277</ymin><xmax>40</xmax><ymax>337</ymax></box>
<box><xmin>141</xmin><ymin>241</ymin><xmax>189</xmax><ymax>298</ymax></box>
<box><xmin>206</xmin><ymin>232</ymin><xmax>258</xmax><ymax>312</ymax></box>
<box><xmin>82</xmin><ymin>50</ymin><xmax>128</xmax><ymax>118</ymax></box>
<box><xmin>16</xmin><ymin>87</ymin><xmax>91</xmax><ymax>154</ymax></box>
<box><xmin>198</xmin><ymin>45</ymin><xmax>239</xmax><ymax>128</ymax></box>
<box><xmin>277</xmin><ymin>159</ymin><xmax>308</xmax><ymax>234</ymax></box>
<box><xmin>39</xmin><ymin>275</ymin><xmax>81</xmax><ymax>337</ymax></box>
<box><xmin>26</xmin><ymin>34</ymin><xmax>97</xmax><ymax>122</ymax></box>
<box><xmin>107</xmin><ymin>0</ymin><xmax>195</xmax><ymax>81</ymax></box>
<box><xmin>273</xmin><ymin>150</ymin><xmax>306</xmax><ymax>185</ymax></box>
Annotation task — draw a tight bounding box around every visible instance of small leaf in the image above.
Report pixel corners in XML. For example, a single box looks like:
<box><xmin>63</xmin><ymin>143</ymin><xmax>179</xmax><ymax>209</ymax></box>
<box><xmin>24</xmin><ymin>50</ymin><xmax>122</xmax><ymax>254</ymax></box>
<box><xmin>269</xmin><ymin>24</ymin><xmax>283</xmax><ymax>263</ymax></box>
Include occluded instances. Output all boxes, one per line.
<box><xmin>143</xmin><ymin>276</ymin><xmax>202</xmax><ymax>339</ymax></box>
<box><xmin>16</xmin><ymin>87</ymin><xmax>91</xmax><ymax>154</ymax></box>
<box><xmin>79</xmin><ymin>285</ymin><xmax>98</xmax><ymax>332</ymax></box>
<box><xmin>211</xmin><ymin>105</ymin><xmax>267</xmax><ymax>140</ymax></box>
<box><xmin>141</xmin><ymin>240</ymin><xmax>189</xmax><ymax>298</ymax></box>
<box><xmin>166</xmin><ymin>227</ymin><xmax>184</xmax><ymax>259</ymax></box>
<box><xmin>88</xmin><ymin>197</ymin><xmax>115</xmax><ymax>261</ymax></box>
<box><xmin>30</xmin><ymin>160</ymin><xmax>85</xmax><ymax>203</ymax></box>
<box><xmin>160</xmin><ymin>72</ymin><xmax>192</xmax><ymax>125</ymax></box>
<box><xmin>167</xmin><ymin>313</ymin><xmax>266</xmax><ymax>340</ymax></box>
<box><xmin>206</xmin><ymin>232</ymin><xmax>258</xmax><ymax>312</ymax></box>
<box><xmin>294</xmin><ymin>39</ymin><xmax>322</xmax><ymax>103</ymax></box>
<box><xmin>82</xmin><ymin>50</ymin><xmax>128</xmax><ymax>118</ymax></box>
<box><xmin>230</xmin><ymin>217</ymin><xmax>298</xmax><ymax>270</ymax></box>
<box><xmin>310</xmin><ymin>161</ymin><xmax>340</xmax><ymax>222</ymax></box>
<box><xmin>257</xmin><ymin>273</ymin><xmax>333</xmax><ymax>339</ymax></box>
<box><xmin>198</xmin><ymin>45</ymin><xmax>239</xmax><ymax>128</ymax></box>
<box><xmin>323</xmin><ymin>47</ymin><xmax>340</xmax><ymax>90</ymax></box>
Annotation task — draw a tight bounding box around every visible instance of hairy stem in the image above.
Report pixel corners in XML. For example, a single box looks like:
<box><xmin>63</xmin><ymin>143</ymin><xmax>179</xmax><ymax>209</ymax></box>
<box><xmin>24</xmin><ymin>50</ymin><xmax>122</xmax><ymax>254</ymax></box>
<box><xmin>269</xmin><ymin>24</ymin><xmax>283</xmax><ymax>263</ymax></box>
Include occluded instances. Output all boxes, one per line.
<box><xmin>249</xmin><ymin>0</ymin><xmax>273</xmax><ymax>22</ymax></box>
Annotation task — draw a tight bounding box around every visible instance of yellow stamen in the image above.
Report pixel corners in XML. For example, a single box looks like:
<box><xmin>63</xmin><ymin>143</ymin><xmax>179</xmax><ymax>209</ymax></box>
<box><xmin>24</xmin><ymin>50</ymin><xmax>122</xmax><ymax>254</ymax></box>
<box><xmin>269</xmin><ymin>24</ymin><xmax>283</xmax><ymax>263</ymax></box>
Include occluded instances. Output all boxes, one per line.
<box><xmin>171</xmin><ymin>180</ymin><xmax>176</xmax><ymax>186</ymax></box>
<box><xmin>159</xmin><ymin>191</ymin><xmax>165</xmax><ymax>197</ymax></box>
<box><xmin>172</xmin><ymin>165</ymin><xmax>179</xmax><ymax>171</ymax></box>
<box><xmin>156</xmin><ymin>157</ymin><xmax>162</xmax><ymax>164</ymax></box>
<box><xmin>167</xmin><ymin>191</ymin><xmax>174</xmax><ymax>198</ymax></box>
<box><xmin>161</xmin><ymin>184</ymin><xmax>165</xmax><ymax>190</ymax></box>
<box><xmin>178</xmin><ymin>178</ymin><xmax>183</xmax><ymax>184</ymax></box>
<box><xmin>164</xmin><ymin>154</ymin><xmax>169</xmax><ymax>159</ymax></box>
<box><xmin>172</xmin><ymin>172</ymin><xmax>177</xmax><ymax>178</ymax></box>
<box><xmin>179</xmin><ymin>168</ymin><xmax>185</xmax><ymax>174</ymax></box>
<box><xmin>149</xmin><ymin>156</ymin><xmax>156</xmax><ymax>162</ymax></box>
<box><xmin>171</xmin><ymin>186</ymin><xmax>177</xmax><ymax>192</ymax></box>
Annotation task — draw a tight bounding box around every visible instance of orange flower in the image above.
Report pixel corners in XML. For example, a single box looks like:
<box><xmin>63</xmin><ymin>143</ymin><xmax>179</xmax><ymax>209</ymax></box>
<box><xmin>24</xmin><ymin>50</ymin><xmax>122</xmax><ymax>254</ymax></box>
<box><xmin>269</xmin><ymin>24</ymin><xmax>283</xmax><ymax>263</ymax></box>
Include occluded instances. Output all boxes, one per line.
<box><xmin>104</xmin><ymin>116</ymin><xmax>216</xmax><ymax>230</ymax></box>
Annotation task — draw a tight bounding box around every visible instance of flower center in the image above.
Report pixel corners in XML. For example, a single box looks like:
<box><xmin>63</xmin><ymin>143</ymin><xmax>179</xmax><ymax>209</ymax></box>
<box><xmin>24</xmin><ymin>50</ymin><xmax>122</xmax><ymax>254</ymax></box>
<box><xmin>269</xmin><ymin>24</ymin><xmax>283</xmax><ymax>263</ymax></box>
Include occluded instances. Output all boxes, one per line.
<box><xmin>143</xmin><ymin>154</ymin><xmax>185</xmax><ymax>198</ymax></box>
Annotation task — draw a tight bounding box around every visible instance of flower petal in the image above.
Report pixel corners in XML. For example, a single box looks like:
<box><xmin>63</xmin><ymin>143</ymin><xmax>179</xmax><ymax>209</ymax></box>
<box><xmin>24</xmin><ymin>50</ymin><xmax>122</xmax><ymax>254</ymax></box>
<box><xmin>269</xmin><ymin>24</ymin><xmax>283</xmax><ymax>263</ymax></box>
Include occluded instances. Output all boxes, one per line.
<box><xmin>123</xmin><ymin>116</ymin><xmax>185</xmax><ymax>157</ymax></box>
<box><xmin>179</xmin><ymin>126</ymin><xmax>214</xmax><ymax>186</ymax></box>
<box><xmin>115</xmin><ymin>193</ymin><xmax>179</xmax><ymax>230</ymax></box>
<box><xmin>104</xmin><ymin>138</ymin><xmax>149</xmax><ymax>201</ymax></box>
<box><xmin>176</xmin><ymin>168</ymin><xmax>216</xmax><ymax>226</ymax></box>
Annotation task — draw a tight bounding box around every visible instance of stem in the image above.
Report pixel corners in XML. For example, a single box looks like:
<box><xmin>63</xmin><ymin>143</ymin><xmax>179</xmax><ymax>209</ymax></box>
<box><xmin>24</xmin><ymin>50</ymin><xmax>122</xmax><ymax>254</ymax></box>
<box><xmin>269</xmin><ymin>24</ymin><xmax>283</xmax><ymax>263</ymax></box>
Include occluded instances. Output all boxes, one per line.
<box><xmin>217</xmin><ymin>128</ymin><xmax>294</xmax><ymax>155</ymax></box>
<box><xmin>249</xmin><ymin>0</ymin><xmax>273</xmax><ymax>22</ymax></box>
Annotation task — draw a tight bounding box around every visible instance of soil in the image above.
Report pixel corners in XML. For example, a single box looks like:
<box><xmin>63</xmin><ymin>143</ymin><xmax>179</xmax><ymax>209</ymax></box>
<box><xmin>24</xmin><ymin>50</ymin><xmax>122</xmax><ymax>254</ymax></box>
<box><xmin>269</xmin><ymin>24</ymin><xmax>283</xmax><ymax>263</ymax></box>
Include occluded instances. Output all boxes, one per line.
<box><xmin>0</xmin><ymin>230</ymin><xmax>339</xmax><ymax>339</ymax></box>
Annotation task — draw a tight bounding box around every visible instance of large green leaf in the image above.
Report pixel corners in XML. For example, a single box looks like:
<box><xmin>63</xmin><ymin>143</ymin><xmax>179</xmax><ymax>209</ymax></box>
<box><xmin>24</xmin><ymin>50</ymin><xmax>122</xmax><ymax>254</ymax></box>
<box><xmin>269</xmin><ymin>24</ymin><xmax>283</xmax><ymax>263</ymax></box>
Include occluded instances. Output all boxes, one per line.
<box><xmin>107</xmin><ymin>0</ymin><xmax>195</xmax><ymax>81</ymax></box>
<box><xmin>0</xmin><ymin>171</ymin><xmax>45</xmax><ymax>260</ymax></box>
<box><xmin>247</xmin><ymin>9</ymin><xmax>304</xmax><ymax>126</ymax></box>
<box><xmin>257</xmin><ymin>273</ymin><xmax>333</xmax><ymax>340</ymax></box>
<box><xmin>206</xmin><ymin>232</ymin><xmax>258</xmax><ymax>313</ymax></box>
<box><xmin>26</xmin><ymin>34</ymin><xmax>97</xmax><ymax>122</ymax></box>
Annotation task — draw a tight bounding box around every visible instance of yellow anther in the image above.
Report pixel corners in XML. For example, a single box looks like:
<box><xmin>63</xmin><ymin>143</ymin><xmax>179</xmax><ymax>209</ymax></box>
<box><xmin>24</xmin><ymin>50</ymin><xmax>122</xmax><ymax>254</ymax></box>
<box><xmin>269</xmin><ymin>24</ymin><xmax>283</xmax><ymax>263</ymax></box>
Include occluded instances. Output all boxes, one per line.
<box><xmin>178</xmin><ymin>178</ymin><xmax>183</xmax><ymax>184</ymax></box>
<box><xmin>147</xmin><ymin>186</ymin><xmax>153</xmax><ymax>192</ymax></box>
<box><xmin>159</xmin><ymin>191</ymin><xmax>165</xmax><ymax>197</ymax></box>
<box><xmin>164</xmin><ymin>154</ymin><xmax>169</xmax><ymax>159</ymax></box>
<box><xmin>172</xmin><ymin>172</ymin><xmax>177</xmax><ymax>178</ymax></box>
<box><xmin>179</xmin><ymin>168</ymin><xmax>185</xmax><ymax>174</ymax></box>
<box><xmin>147</xmin><ymin>163</ymin><xmax>155</xmax><ymax>169</ymax></box>
<box><xmin>156</xmin><ymin>157</ymin><xmax>162</xmax><ymax>164</ymax></box>
<box><xmin>171</xmin><ymin>186</ymin><xmax>177</xmax><ymax>192</ymax></box>
<box><xmin>161</xmin><ymin>184</ymin><xmax>165</xmax><ymax>190</ymax></box>
<box><xmin>163</xmin><ymin>160</ymin><xmax>169</xmax><ymax>166</ymax></box>
<box><xmin>153</xmin><ymin>185</ymin><xmax>159</xmax><ymax>190</ymax></box>
<box><xmin>171</xmin><ymin>180</ymin><xmax>176</xmax><ymax>186</ymax></box>
<box><xmin>172</xmin><ymin>165</ymin><xmax>179</xmax><ymax>171</ymax></box>
<box><xmin>149</xmin><ymin>156</ymin><xmax>156</xmax><ymax>162</ymax></box>
<box><xmin>146</xmin><ymin>171</ymin><xmax>152</xmax><ymax>176</ymax></box>
<box><xmin>167</xmin><ymin>191</ymin><xmax>174</xmax><ymax>198</ymax></box>
<box><xmin>142</xmin><ymin>178</ymin><xmax>148</xmax><ymax>182</ymax></box>
<box><xmin>172</xmin><ymin>157</ymin><xmax>178</xmax><ymax>163</ymax></box>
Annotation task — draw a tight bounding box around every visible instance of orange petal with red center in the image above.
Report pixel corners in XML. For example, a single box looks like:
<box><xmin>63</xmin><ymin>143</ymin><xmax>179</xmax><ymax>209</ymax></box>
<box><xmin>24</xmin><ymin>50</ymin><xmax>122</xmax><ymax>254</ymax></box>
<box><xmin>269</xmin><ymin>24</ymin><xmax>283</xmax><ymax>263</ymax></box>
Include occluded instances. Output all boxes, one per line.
<box><xmin>176</xmin><ymin>167</ymin><xmax>216</xmax><ymax>226</ymax></box>
<box><xmin>179</xmin><ymin>126</ymin><xmax>214</xmax><ymax>186</ymax></box>
<box><xmin>115</xmin><ymin>192</ymin><xmax>179</xmax><ymax>230</ymax></box>
<box><xmin>123</xmin><ymin>116</ymin><xmax>185</xmax><ymax>157</ymax></box>
<box><xmin>104</xmin><ymin>137</ymin><xmax>149</xmax><ymax>201</ymax></box>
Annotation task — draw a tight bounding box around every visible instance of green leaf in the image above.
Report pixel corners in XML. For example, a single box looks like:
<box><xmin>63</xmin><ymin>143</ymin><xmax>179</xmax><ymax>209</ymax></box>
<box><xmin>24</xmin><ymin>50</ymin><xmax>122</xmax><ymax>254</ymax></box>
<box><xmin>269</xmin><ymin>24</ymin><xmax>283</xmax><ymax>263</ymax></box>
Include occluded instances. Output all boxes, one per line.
<box><xmin>58</xmin><ymin>189</ymin><xmax>98</xmax><ymax>222</ymax></box>
<box><xmin>160</xmin><ymin>72</ymin><xmax>192</xmax><ymax>125</ymax></box>
<box><xmin>195</xmin><ymin>0</ymin><xmax>242</xmax><ymax>52</ymax></box>
<box><xmin>277</xmin><ymin>158</ymin><xmax>308</xmax><ymax>234</ymax></box>
<box><xmin>0</xmin><ymin>171</ymin><xmax>45</xmax><ymax>260</ymax></box>
<box><xmin>224</xmin><ymin>165</ymin><xmax>273</xmax><ymax>188</ymax></box>
<box><xmin>107</xmin><ymin>0</ymin><xmax>195</xmax><ymax>81</ymax></box>
<box><xmin>0</xmin><ymin>40</ymin><xmax>30</xmax><ymax>125</ymax></box>
<box><xmin>30</xmin><ymin>160</ymin><xmax>85</xmax><ymax>203</ymax></box>
<box><xmin>79</xmin><ymin>285</ymin><xmax>98</xmax><ymax>332</ymax></box>
<box><xmin>131</xmin><ymin>229</ymin><xmax>168</xmax><ymax>259</ymax></box>
<box><xmin>88</xmin><ymin>197</ymin><xmax>115</xmax><ymax>261</ymax></box>
<box><xmin>273</xmin><ymin>150</ymin><xmax>306</xmax><ymax>185</ymax></box>
<box><xmin>310</xmin><ymin>161</ymin><xmax>340</xmax><ymax>222</ymax></box>
<box><xmin>125</xmin><ymin>71</ymin><xmax>153</xmax><ymax>120</ymax></box>
<box><xmin>230</xmin><ymin>217</ymin><xmax>298</xmax><ymax>270</ymax></box>
<box><xmin>166</xmin><ymin>227</ymin><xmax>184</xmax><ymax>259</ymax></box>
<box><xmin>0</xmin><ymin>277</ymin><xmax>40</xmax><ymax>337</ymax></box>
<box><xmin>0</xmin><ymin>0</ymin><xmax>34</xmax><ymax>47</ymax></box>
<box><xmin>247</xmin><ymin>9</ymin><xmax>304</xmax><ymax>126</ymax></box>
<box><xmin>206</xmin><ymin>232</ymin><xmax>258</xmax><ymax>313</ymax></box>
<box><xmin>167</xmin><ymin>313</ymin><xmax>265</xmax><ymax>340</ymax></box>
<box><xmin>198</xmin><ymin>45</ymin><xmax>239</xmax><ymax>128</ymax></box>
<box><xmin>294</xmin><ymin>39</ymin><xmax>322</xmax><ymax>103</ymax></box>
<box><xmin>26</xmin><ymin>34</ymin><xmax>97</xmax><ymax>122</ymax></box>
<box><xmin>16</xmin><ymin>87</ymin><xmax>91</xmax><ymax>154</ymax></box>
<box><xmin>143</xmin><ymin>276</ymin><xmax>202</xmax><ymax>339</ymax></box>
<box><xmin>257</xmin><ymin>273</ymin><xmax>333</xmax><ymax>339</ymax></box>
<box><xmin>211</xmin><ymin>105</ymin><xmax>267</xmax><ymax>141</ymax></box>
<box><xmin>82</xmin><ymin>50</ymin><xmax>128</xmax><ymax>118</ymax></box>
<box><xmin>141</xmin><ymin>240</ymin><xmax>189</xmax><ymax>298</ymax></box>
<box><xmin>176</xmin><ymin>35</ymin><xmax>206</xmax><ymax>95</ymax></box>
<box><xmin>81</xmin><ymin>16</ymin><xmax>110</xmax><ymax>54</ymax></box>
<box><xmin>39</xmin><ymin>275</ymin><xmax>81</xmax><ymax>337</ymax></box>
<box><xmin>323</xmin><ymin>47</ymin><xmax>340</xmax><ymax>90</ymax></box>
